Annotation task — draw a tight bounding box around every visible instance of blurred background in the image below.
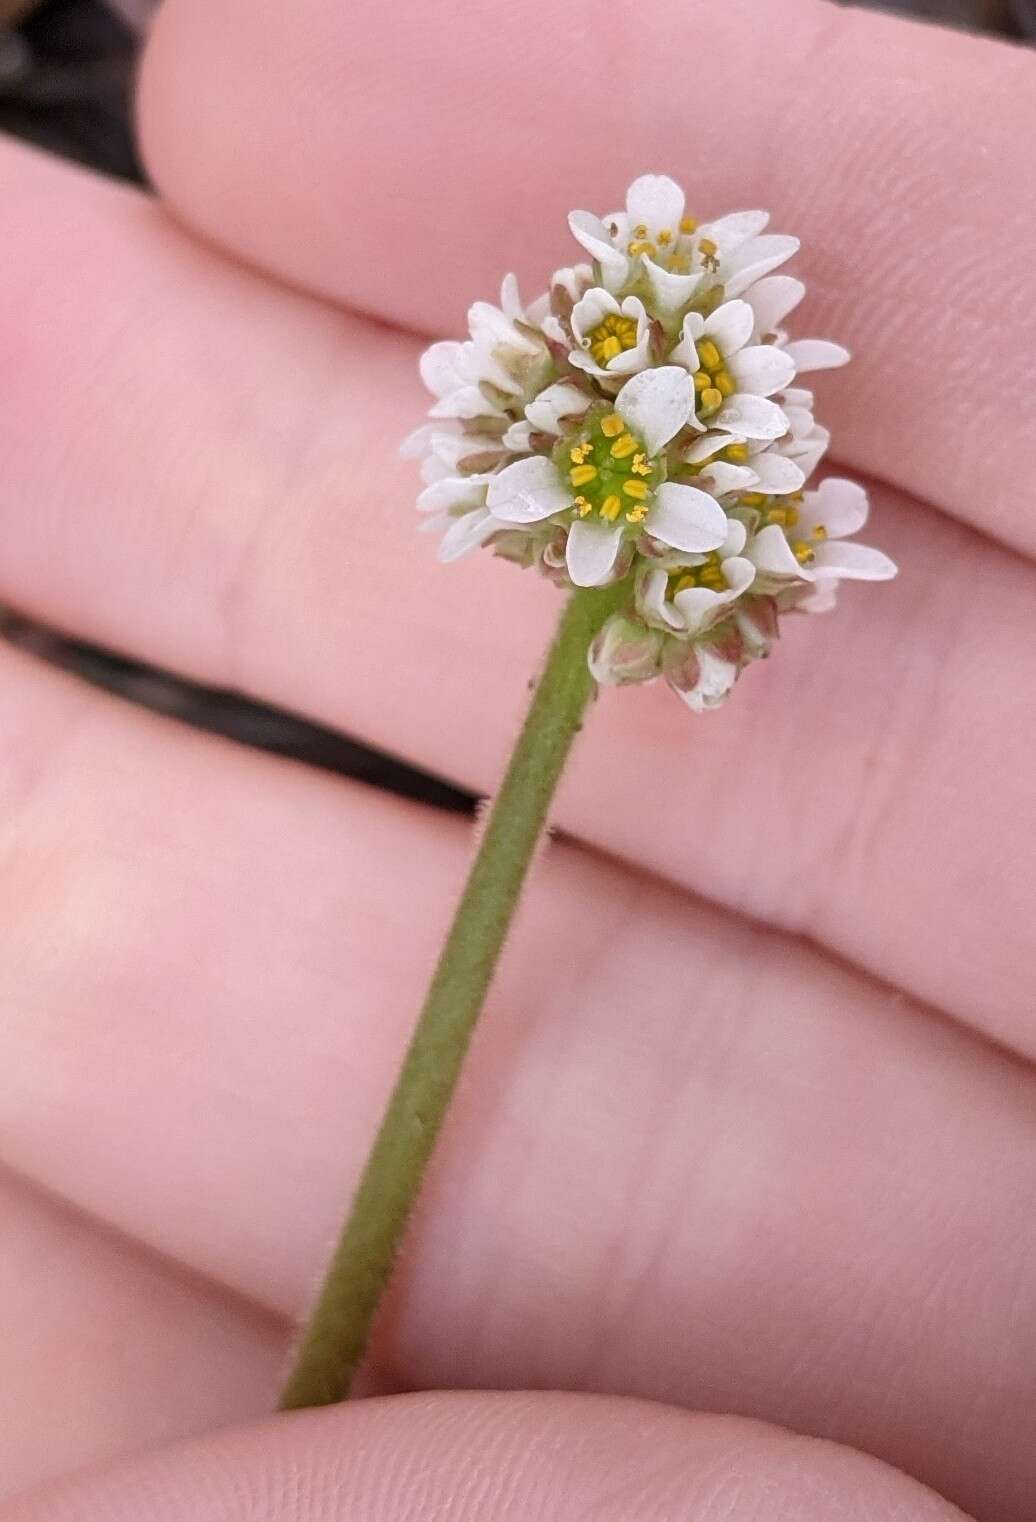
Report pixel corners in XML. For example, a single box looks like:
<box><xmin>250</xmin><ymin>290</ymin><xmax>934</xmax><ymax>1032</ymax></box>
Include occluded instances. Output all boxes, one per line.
<box><xmin>0</xmin><ymin>0</ymin><xmax>1032</xmax><ymax>804</ymax></box>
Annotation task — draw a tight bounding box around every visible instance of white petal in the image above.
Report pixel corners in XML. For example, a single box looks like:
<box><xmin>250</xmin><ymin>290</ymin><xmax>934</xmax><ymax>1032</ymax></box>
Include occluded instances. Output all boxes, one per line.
<box><xmin>400</xmin><ymin>422</ymin><xmax>443</xmax><ymax>459</ymax></box>
<box><xmin>570</xmin><ymin>287</ymin><xmax>620</xmax><ymax>345</ymax></box>
<box><xmin>626</xmin><ymin>174</ymin><xmax>685</xmax><ymax>237</ymax></box>
<box><xmin>682</xmin><ymin>429</ymin><xmax>732</xmax><ymax>464</ymax></box>
<box><xmin>438</xmin><ymin>509</ymin><xmax>496</xmax><ymax>562</ymax></box>
<box><xmin>642</xmin><ymin>258</ymin><xmax>703</xmax><ymax>317</ymax></box>
<box><xmin>696</xmin><ymin>210</ymin><xmax>770</xmax><ymax>257</ymax></box>
<box><xmin>568</xmin><ymin>211</ymin><xmax>628</xmax><ymax>288</ymax></box>
<box><xmin>782</xmin><ymin>421</ymin><xmax>829</xmax><ymax>477</ymax></box>
<box><xmin>746</xmin><ymin>523</ymin><xmax>805</xmax><ymax>579</ymax></box>
<box><xmin>417</xmin><ymin>476</ymin><xmax>488</xmax><ymax>513</ymax></box>
<box><xmin>811</xmin><ymin>541</ymin><xmax>898</xmax><ymax>581</ymax></box>
<box><xmin>565</xmin><ymin>520</ymin><xmax>625</xmax><ymax>587</ymax></box>
<box><xmin>720</xmin><ymin>518</ymin><xmax>748</xmax><ymax>557</ymax></box>
<box><xmin>704</xmin><ymin>300</ymin><xmax>755</xmax><ymax>357</ymax></box>
<box><xmin>722</xmin><ymin>235</ymin><xmax>800</xmax><ymax>299</ymax></box>
<box><xmin>670</xmin><ymin>311</ymin><xmax>705</xmax><ymax>371</ymax></box>
<box><xmin>645</xmin><ymin>482</ymin><xmax>728</xmax><ymax>553</ymax></box>
<box><xmin>486</xmin><ymin>456</ymin><xmax>571</xmax><ymax>523</ymax></box>
<box><xmin>698</xmin><ymin>462</ymin><xmax>756</xmax><ymax>496</ymax></box>
<box><xmin>429</xmin><ymin>385</ymin><xmax>504</xmax><ymax>420</ymax></box>
<box><xmin>713</xmin><ymin>393</ymin><xmax>789</xmax><ymax>441</ymax></box>
<box><xmin>782</xmin><ymin>386</ymin><xmax>814</xmax><ymax>410</ymax></box>
<box><xmin>525</xmin><ymin>382</ymin><xmax>590</xmax><ymax>434</ymax></box>
<box><xmin>729</xmin><ymin>344</ymin><xmax>797</xmax><ymax>398</ymax></box>
<box><xmin>800</xmin><ymin>477</ymin><xmax>869</xmax><ymax>537</ymax></box>
<box><xmin>615</xmin><ymin>366</ymin><xmax>695</xmax><ymax>455</ymax></box>
<box><xmin>419</xmin><ymin>341</ymin><xmax>474</xmax><ymax>398</ymax></box>
<box><xmin>502</xmin><ymin>420</ymin><xmax>534</xmax><ymax>452</ymax></box>
<box><xmin>747</xmin><ymin>451</ymin><xmax>805</xmax><ymax>495</ymax></box>
<box><xmin>672</xmin><ymin>647</ymin><xmax>739</xmax><ymax>712</ymax></box>
<box><xmin>783</xmin><ymin>339</ymin><xmax>851</xmax><ymax>372</ymax></box>
<box><xmin>468</xmin><ymin>299</ymin><xmax>539</xmax><ymax>357</ymax></box>
<box><xmin>744</xmin><ymin>275</ymin><xmax>805</xmax><ymax>336</ymax></box>
<box><xmin>639</xmin><ymin>566</ymin><xmax>683</xmax><ymax>630</ymax></box>
<box><xmin>499</xmin><ymin>273</ymin><xmax>523</xmax><ymax>319</ymax></box>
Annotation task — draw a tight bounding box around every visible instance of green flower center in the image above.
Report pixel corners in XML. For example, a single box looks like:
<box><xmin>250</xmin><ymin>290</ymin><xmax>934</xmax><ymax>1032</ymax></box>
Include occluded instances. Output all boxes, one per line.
<box><xmin>558</xmin><ymin>410</ymin><xmax>662</xmax><ymax>527</ymax></box>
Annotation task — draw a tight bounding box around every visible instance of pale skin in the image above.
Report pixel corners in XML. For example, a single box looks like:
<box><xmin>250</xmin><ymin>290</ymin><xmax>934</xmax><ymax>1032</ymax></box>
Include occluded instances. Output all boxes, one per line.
<box><xmin>0</xmin><ymin>0</ymin><xmax>1034</xmax><ymax>1517</ymax></box>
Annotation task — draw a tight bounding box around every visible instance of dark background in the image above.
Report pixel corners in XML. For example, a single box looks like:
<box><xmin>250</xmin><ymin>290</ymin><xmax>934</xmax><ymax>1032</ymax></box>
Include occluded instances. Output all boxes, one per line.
<box><xmin>0</xmin><ymin>0</ymin><xmax>1031</xmax><ymax>808</ymax></box>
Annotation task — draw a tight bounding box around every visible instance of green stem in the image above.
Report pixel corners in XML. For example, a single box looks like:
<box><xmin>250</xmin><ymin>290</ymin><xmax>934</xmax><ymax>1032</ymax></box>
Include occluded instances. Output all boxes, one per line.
<box><xmin>279</xmin><ymin>582</ymin><xmax>625</xmax><ymax>1409</ymax></box>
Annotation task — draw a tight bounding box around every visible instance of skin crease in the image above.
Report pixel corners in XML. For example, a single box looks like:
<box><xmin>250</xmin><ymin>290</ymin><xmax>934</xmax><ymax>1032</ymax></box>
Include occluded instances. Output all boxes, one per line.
<box><xmin>0</xmin><ymin>0</ymin><xmax>1033</xmax><ymax>1517</ymax></box>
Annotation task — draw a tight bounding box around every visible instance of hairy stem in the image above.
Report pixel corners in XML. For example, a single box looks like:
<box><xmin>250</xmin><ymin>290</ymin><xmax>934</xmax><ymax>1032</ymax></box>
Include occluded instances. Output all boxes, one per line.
<box><xmin>279</xmin><ymin>582</ymin><xmax>624</xmax><ymax>1408</ymax></box>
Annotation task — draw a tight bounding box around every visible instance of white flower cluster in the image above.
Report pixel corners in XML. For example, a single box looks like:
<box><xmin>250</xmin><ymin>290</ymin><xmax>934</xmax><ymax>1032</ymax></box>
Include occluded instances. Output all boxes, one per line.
<box><xmin>405</xmin><ymin>174</ymin><xmax>896</xmax><ymax>711</ymax></box>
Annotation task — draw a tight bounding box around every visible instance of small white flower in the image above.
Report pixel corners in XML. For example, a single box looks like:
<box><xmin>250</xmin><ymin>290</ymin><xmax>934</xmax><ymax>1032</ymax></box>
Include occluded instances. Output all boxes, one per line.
<box><xmin>638</xmin><ymin>519</ymin><xmax>756</xmax><ymax>638</ymax></box>
<box><xmin>671</xmin><ymin>298</ymin><xmax>794</xmax><ymax>438</ymax></box>
<box><xmin>569</xmin><ymin>289</ymin><xmax>652</xmax><ymax>379</ymax></box>
<box><xmin>406</xmin><ymin>172</ymin><xmax>897</xmax><ymax>714</ymax></box>
<box><xmin>487</xmin><ymin>368</ymin><xmax>727</xmax><ymax>587</ymax></box>
<box><xmin>745</xmin><ymin>477</ymin><xmax>898</xmax><ymax>589</ymax></box>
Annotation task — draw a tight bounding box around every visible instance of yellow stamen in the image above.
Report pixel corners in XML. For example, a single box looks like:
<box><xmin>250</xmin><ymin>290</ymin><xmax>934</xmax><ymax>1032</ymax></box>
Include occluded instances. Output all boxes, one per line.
<box><xmin>723</xmin><ymin>443</ymin><xmax>749</xmax><ymax>463</ymax></box>
<box><xmin>610</xmin><ymin>433</ymin><xmax>638</xmax><ymax>459</ymax></box>
<box><xmin>697</xmin><ymin>339</ymin><xmax>722</xmax><ymax>371</ymax></box>
<box><xmin>628</xmin><ymin>240</ymin><xmax>656</xmax><ymax>258</ymax></box>
<box><xmin>573</xmin><ymin>495</ymin><xmax>592</xmax><ymax>518</ymax></box>
<box><xmin>569</xmin><ymin>463</ymin><xmax>598</xmax><ymax>487</ymax></box>
<box><xmin>693</xmin><ymin>370</ymin><xmax>711</xmax><ymax>392</ymax></box>
<box><xmin>632</xmin><ymin>453</ymin><xmax>652</xmax><ymax>476</ymax></box>
<box><xmin>625</xmin><ymin>504</ymin><xmax>648</xmax><ymax>524</ymax></box>
<box><xmin>793</xmin><ymin>540</ymin><xmax>815</xmax><ymax>564</ymax></box>
<box><xmin>740</xmin><ymin>492</ymin><xmax>767</xmax><ymax>507</ymax></box>
<box><xmin>595</xmin><ymin>335</ymin><xmax>623</xmax><ymax>362</ymax></box>
<box><xmin>680</xmin><ymin>216</ymin><xmax>698</xmax><ymax>234</ymax></box>
<box><xmin>632</xmin><ymin>223</ymin><xmax>648</xmax><ymax>239</ymax></box>
<box><xmin>714</xmin><ymin>369</ymin><xmax>736</xmax><ymax>398</ymax></box>
<box><xmin>700</xmin><ymin>387</ymin><xmax>723</xmax><ymax>412</ymax></box>
<box><xmin>813</xmin><ymin>524</ymin><xmax>827</xmax><ymax>540</ymax></box>
<box><xmin>600</xmin><ymin>413</ymin><xmax>625</xmax><ymax>438</ymax></box>
<box><xmin>600</xmin><ymin>494</ymin><xmax>623</xmax><ymax>521</ymax></box>
<box><xmin>657</xmin><ymin>228</ymin><xmax>672</xmax><ymax>246</ymax></box>
<box><xmin>622</xmin><ymin>479</ymin><xmax>648</xmax><ymax>500</ymax></box>
<box><xmin>569</xmin><ymin>443</ymin><xmax>591</xmax><ymax>464</ymax></box>
<box><xmin>699</xmin><ymin>237</ymin><xmax>718</xmax><ymax>259</ymax></box>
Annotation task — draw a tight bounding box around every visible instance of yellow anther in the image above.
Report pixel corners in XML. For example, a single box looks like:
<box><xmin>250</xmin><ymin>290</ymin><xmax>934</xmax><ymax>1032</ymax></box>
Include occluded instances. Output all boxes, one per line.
<box><xmin>594</xmin><ymin>335</ymin><xmax>624</xmax><ymax>363</ymax></box>
<box><xmin>632</xmin><ymin>223</ymin><xmax>648</xmax><ymax>239</ymax></box>
<box><xmin>573</xmin><ymin>495</ymin><xmax>592</xmax><ymax>517</ymax></box>
<box><xmin>600</xmin><ymin>413</ymin><xmax>625</xmax><ymax>438</ymax></box>
<box><xmin>693</xmin><ymin>370</ymin><xmax>711</xmax><ymax>392</ymax></box>
<box><xmin>667</xmin><ymin>253</ymin><xmax>691</xmax><ymax>273</ymax></box>
<box><xmin>610</xmin><ymin>433</ymin><xmax>638</xmax><ymax>459</ymax></box>
<box><xmin>813</xmin><ymin>524</ymin><xmax>828</xmax><ymax>540</ymax></box>
<box><xmin>699</xmin><ymin>237</ymin><xmax>718</xmax><ymax>259</ymax></box>
<box><xmin>700</xmin><ymin>387</ymin><xmax>723</xmax><ymax>412</ymax></box>
<box><xmin>723</xmin><ymin>443</ymin><xmax>749</xmax><ymax>463</ymax></box>
<box><xmin>793</xmin><ymin>540</ymin><xmax>815</xmax><ymax>564</ymax></box>
<box><xmin>680</xmin><ymin>216</ymin><xmax>698</xmax><ymax>234</ymax></box>
<box><xmin>714</xmin><ymin>369</ymin><xmax>736</xmax><ymax>398</ymax></box>
<box><xmin>569</xmin><ymin>463</ymin><xmax>599</xmax><ymax>487</ymax></box>
<box><xmin>632</xmin><ymin>453</ymin><xmax>652</xmax><ymax>476</ymax></box>
<box><xmin>628</xmin><ymin>240</ymin><xmax>657</xmax><ymax>258</ymax></box>
<box><xmin>600</xmin><ymin>494</ymin><xmax>623</xmax><ymax>521</ymax></box>
<box><xmin>740</xmin><ymin>491</ymin><xmax>767</xmax><ymax>507</ymax></box>
<box><xmin>657</xmin><ymin>228</ymin><xmax>672</xmax><ymax>246</ymax></box>
<box><xmin>622</xmin><ymin>479</ymin><xmax>649</xmax><ymax>500</ymax></box>
<box><xmin>697</xmin><ymin>339</ymin><xmax>722</xmax><ymax>371</ymax></box>
<box><xmin>625</xmin><ymin>504</ymin><xmax>648</xmax><ymax>524</ymax></box>
<box><xmin>569</xmin><ymin>442</ymin><xmax>591</xmax><ymax>463</ymax></box>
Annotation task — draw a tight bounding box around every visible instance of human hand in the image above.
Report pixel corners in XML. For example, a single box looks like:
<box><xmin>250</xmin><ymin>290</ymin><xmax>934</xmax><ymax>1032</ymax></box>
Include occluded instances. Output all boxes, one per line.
<box><xmin>1</xmin><ymin>1</ymin><xmax>1034</xmax><ymax>1518</ymax></box>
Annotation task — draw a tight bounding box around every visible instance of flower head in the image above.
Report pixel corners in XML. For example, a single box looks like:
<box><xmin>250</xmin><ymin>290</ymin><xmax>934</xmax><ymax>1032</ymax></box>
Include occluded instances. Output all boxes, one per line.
<box><xmin>405</xmin><ymin>173</ymin><xmax>897</xmax><ymax>712</ymax></box>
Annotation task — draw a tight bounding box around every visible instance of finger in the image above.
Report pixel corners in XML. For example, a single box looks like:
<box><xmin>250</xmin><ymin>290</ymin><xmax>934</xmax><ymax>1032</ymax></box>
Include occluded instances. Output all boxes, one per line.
<box><xmin>0</xmin><ymin>645</ymin><xmax>1033</xmax><ymax>1520</ymax></box>
<box><xmin>1</xmin><ymin>140</ymin><xmax>1033</xmax><ymax>1056</ymax></box>
<box><xmin>138</xmin><ymin>0</ymin><xmax>1036</xmax><ymax>557</ymax></box>
<box><xmin>0</xmin><ymin>1168</ymin><xmax>282</xmax><ymax>1500</ymax></box>
<box><xmin>0</xmin><ymin>1393</ymin><xmax>969</xmax><ymax>1522</ymax></box>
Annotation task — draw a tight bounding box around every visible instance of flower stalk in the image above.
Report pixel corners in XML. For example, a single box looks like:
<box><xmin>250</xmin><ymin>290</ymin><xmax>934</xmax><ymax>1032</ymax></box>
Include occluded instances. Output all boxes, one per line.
<box><xmin>279</xmin><ymin>581</ymin><xmax>627</xmax><ymax>1409</ymax></box>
